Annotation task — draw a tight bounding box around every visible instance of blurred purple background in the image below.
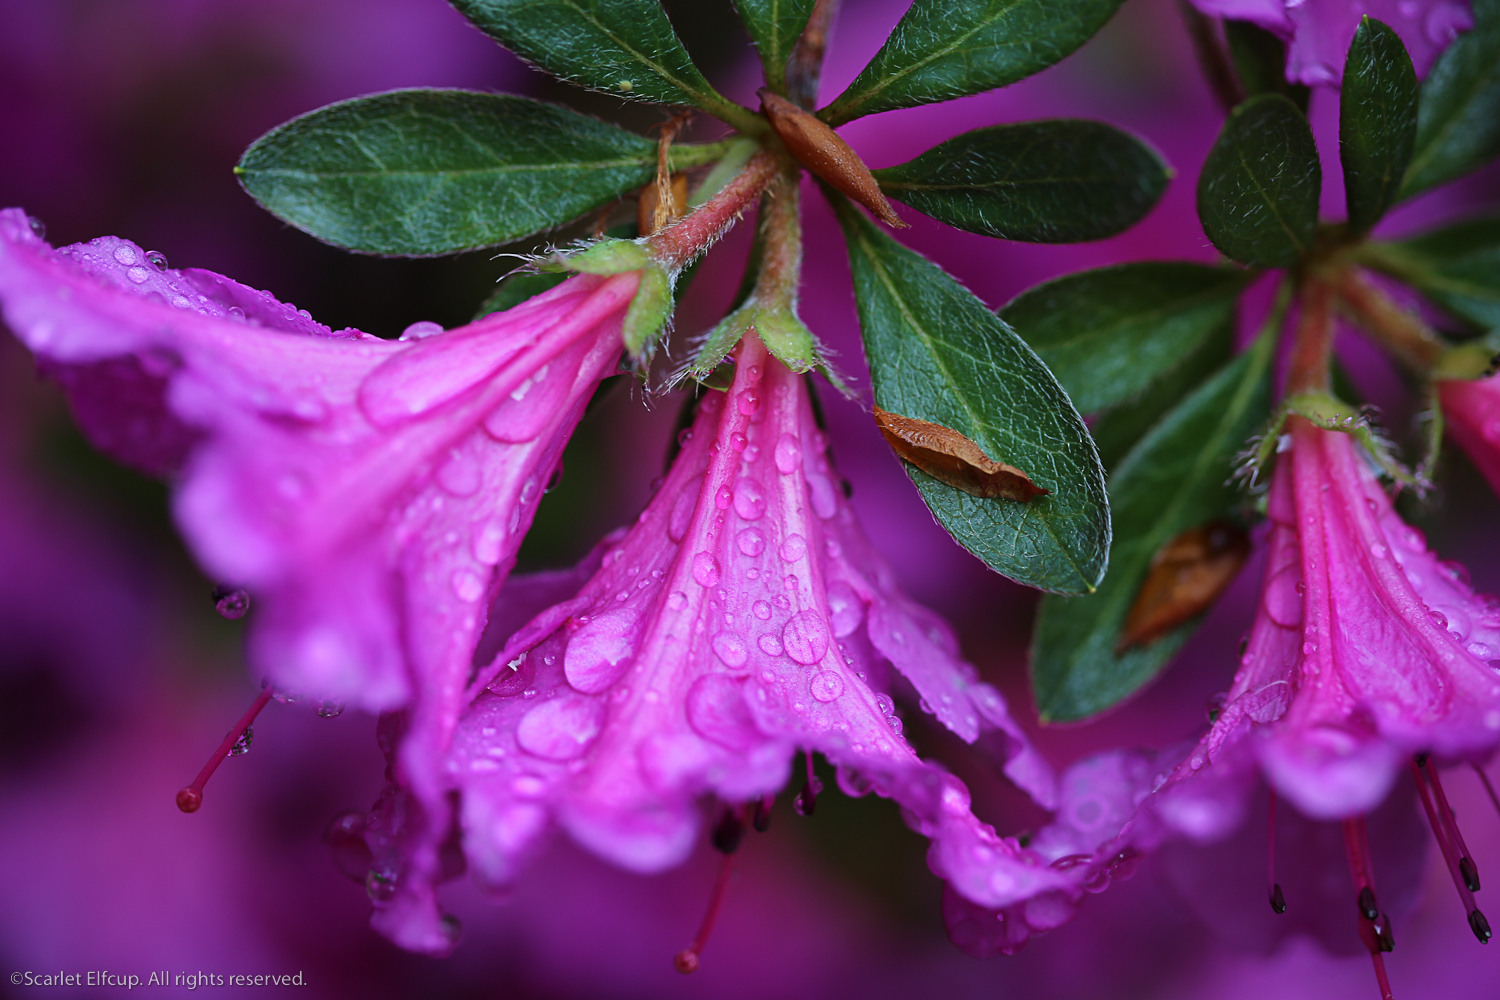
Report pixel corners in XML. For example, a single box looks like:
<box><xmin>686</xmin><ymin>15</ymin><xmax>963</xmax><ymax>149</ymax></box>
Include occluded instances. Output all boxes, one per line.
<box><xmin>3</xmin><ymin>0</ymin><xmax>1499</xmax><ymax>997</ymax></box>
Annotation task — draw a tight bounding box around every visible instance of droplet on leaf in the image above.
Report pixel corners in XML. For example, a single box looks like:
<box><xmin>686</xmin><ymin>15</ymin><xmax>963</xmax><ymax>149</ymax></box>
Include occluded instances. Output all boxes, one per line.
<box><xmin>1118</xmin><ymin>521</ymin><xmax>1251</xmax><ymax>651</ymax></box>
<box><xmin>872</xmin><ymin>407</ymin><xmax>1049</xmax><ymax>502</ymax></box>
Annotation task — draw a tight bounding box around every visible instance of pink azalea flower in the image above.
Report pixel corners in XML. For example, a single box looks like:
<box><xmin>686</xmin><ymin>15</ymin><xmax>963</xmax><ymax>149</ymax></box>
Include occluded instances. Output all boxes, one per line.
<box><xmin>1189</xmin><ymin>0</ymin><xmax>1472</xmax><ymax>85</ymax></box>
<box><xmin>0</xmin><ymin>205</ymin><xmax>642</xmax><ymax>951</ymax></box>
<box><xmin>362</xmin><ymin>332</ymin><xmax>1086</xmax><ymax>955</ymax></box>
<box><xmin>1439</xmin><ymin>373</ymin><xmax>1500</xmax><ymax>498</ymax></box>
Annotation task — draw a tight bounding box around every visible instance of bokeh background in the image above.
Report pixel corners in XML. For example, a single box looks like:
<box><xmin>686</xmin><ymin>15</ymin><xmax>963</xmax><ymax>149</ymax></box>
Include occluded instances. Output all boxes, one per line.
<box><xmin>2</xmin><ymin>0</ymin><xmax>1499</xmax><ymax>997</ymax></box>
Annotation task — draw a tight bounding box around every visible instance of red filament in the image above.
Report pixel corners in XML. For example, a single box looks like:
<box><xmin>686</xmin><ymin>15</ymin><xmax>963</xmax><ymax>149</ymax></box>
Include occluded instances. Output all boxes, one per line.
<box><xmin>1411</xmin><ymin>759</ymin><xmax>1488</xmax><ymax>940</ymax></box>
<box><xmin>1268</xmin><ymin>785</ymin><xmax>1286</xmax><ymax>914</ymax></box>
<box><xmin>1343</xmin><ymin>817</ymin><xmax>1397</xmax><ymax>998</ymax></box>
<box><xmin>175</xmin><ymin>688</ymin><xmax>272</xmax><ymax>813</ymax></box>
<box><xmin>674</xmin><ymin>849</ymin><xmax>738</xmax><ymax>974</ymax></box>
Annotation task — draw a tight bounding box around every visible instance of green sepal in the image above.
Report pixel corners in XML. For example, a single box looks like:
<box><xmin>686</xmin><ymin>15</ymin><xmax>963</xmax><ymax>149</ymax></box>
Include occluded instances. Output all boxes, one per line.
<box><xmin>686</xmin><ymin>304</ymin><xmax>820</xmax><ymax>382</ymax></box>
<box><xmin>549</xmin><ymin>237</ymin><xmax>652</xmax><ymax>275</ymax></box>
<box><xmin>1197</xmin><ymin>93</ymin><xmax>1321</xmax><ymax>268</ymax></box>
<box><xmin>1030</xmin><ymin>332</ymin><xmax>1274</xmax><ymax>722</ymax></box>
<box><xmin>1247</xmin><ymin>390</ymin><xmax>1426</xmax><ymax>492</ymax></box>
<box><xmin>622</xmin><ymin>264</ymin><xmax>673</xmax><ymax>358</ymax></box>
<box><xmin>1340</xmin><ymin>17</ymin><xmax>1418</xmax><ymax>233</ymax></box>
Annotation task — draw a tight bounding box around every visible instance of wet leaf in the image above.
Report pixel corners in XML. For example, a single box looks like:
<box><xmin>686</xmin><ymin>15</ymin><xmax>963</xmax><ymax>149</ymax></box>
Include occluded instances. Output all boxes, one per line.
<box><xmin>873</xmin><ymin>407</ymin><xmax>1050</xmax><ymax>501</ymax></box>
<box><xmin>1341</xmin><ymin>17</ymin><xmax>1417</xmax><ymax>233</ymax></box>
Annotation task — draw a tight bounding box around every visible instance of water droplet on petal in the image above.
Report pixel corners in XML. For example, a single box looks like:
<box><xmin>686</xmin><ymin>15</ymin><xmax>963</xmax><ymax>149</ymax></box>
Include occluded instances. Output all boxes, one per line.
<box><xmin>783</xmin><ymin>611</ymin><xmax>830</xmax><ymax>665</ymax></box>
<box><xmin>693</xmin><ymin>552</ymin><xmax>721</xmax><ymax>587</ymax></box>
<box><xmin>753</xmin><ymin>600</ymin><xmax>772</xmax><ymax>620</ymax></box>
<box><xmin>145</xmin><ymin>250</ymin><xmax>168</xmax><ymax>271</ymax></box>
<box><xmin>774</xmin><ymin>434</ymin><xmax>801</xmax><ymax>474</ymax></box>
<box><xmin>516</xmin><ymin>695</ymin><xmax>604</xmax><ymax>760</ymax></box>
<box><xmin>1263</xmin><ymin>566</ymin><xmax>1304</xmax><ymax>628</ymax></box>
<box><xmin>126</xmin><ymin>265</ymin><xmax>150</xmax><ymax>284</ymax></box>
<box><xmin>730</xmin><ymin>432</ymin><xmax>748</xmax><ymax>453</ymax></box>
<box><xmin>758</xmin><ymin>634</ymin><xmax>784</xmax><ymax>656</ymax></box>
<box><xmin>667</xmin><ymin>591</ymin><xmax>687</xmax><ymax>610</ymax></box>
<box><xmin>316</xmin><ymin>700</ymin><xmax>344</xmax><ymax>719</ymax></box>
<box><xmin>809</xmin><ymin>671</ymin><xmax>844</xmax><ymax>702</ymax></box>
<box><xmin>437</xmin><ymin>449</ymin><xmax>482</xmax><ymax>497</ymax></box>
<box><xmin>472</xmin><ymin>521</ymin><xmax>507</xmax><ymax>565</ymax></box>
<box><xmin>715</xmin><ymin>485</ymin><xmax>732</xmax><ymax>510</ymax></box>
<box><xmin>825</xmin><ymin>581</ymin><xmax>863</xmax><ymax>637</ymax></box>
<box><xmin>27</xmin><ymin>216</ymin><xmax>46</xmax><ymax>239</ymax></box>
<box><xmin>738</xmin><ymin>390</ymin><xmax>761</xmax><ymax>416</ymax></box>
<box><xmin>452</xmin><ymin>570</ymin><xmax>486</xmax><ymax>603</ymax></box>
<box><xmin>779</xmin><ymin>534</ymin><xmax>807</xmax><ymax>562</ymax></box>
<box><xmin>1469</xmin><ymin>642</ymin><xmax>1494</xmax><ymax>660</ymax></box>
<box><xmin>113</xmin><ymin>245</ymin><xmax>138</xmax><ymax>266</ymax></box>
<box><xmin>668</xmin><ymin>489</ymin><xmax>695</xmax><ymax>542</ymax></box>
<box><xmin>736</xmin><ymin>527</ymin><xmax>766</xmax><ymax>557</ymax></box>
<box><xmin>734</xmin><ymin>478</ymin><xmax>767</xmax><ymax>520</ymax></box>
<box><xmin>712</xmin><ymin>632</ymin><xmax>748</xmax><ymax>668</ymax></box>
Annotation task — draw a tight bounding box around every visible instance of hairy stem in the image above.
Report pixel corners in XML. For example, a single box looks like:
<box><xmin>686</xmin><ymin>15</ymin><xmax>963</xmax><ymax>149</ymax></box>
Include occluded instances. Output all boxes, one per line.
<box><xmin>1287</xmin><ymin>277</ymin><xmax>1335</xmax><ymax>395</ymax></box>
<box><xmin>647</xmin><ymin>151</ymin><xmax>780</xmax><ymax>272</ymax></box>
<box><xmin>1332</xmin><ymin>266</ymin><xmax>1447</xmax><ymax>372</ymax></box>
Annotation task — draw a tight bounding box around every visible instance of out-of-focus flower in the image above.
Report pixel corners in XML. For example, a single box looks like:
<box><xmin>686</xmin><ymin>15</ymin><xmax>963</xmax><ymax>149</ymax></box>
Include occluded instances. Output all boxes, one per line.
<box><xmin>362</xmin><ymin>333</ymin><xmax>1075</xmax><ymax>953</ymax></box>
<box><xmin>1189</xmin><ymin>0</ymin><xmax>1472</xmax><ymax>85</ymax></box>
<box><xmin>1440</xmin><ymin>372</ymin><xmax>1500</xmax><ymax>498</ymax></box>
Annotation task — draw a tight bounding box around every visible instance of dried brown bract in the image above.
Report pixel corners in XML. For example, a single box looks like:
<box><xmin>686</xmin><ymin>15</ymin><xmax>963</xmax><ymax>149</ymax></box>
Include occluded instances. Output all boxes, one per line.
<box><xmin>873</xmin><ymin>407</ymin><xmax>1049</xmax><ymax>501</ymax></box>
<box><xmin>1118</xmin><ymin>521</ymin><xmax>1251</xmax><ymax>651</ymax></box>
<box><xmin>759</xmin><ymin>89</ymin><xmax>905</xmax><ymax>228</ymax></box>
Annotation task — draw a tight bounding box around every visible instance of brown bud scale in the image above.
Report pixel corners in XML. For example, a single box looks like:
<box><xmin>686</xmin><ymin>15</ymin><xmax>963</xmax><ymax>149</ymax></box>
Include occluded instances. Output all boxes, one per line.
<box><xmin>1118</xmin><ymin>521</ymin><xmax>1251</xmax><ymax>651</ymax></box>
<box><xmin>873</xmin><ymin>407</ymin><xmax>1049</xmax><ymax>502</ymax></box>
<box><xmin>759</xmin><ymin>89</ymin><xmax>905</xmax><ymax>228</ymax></box>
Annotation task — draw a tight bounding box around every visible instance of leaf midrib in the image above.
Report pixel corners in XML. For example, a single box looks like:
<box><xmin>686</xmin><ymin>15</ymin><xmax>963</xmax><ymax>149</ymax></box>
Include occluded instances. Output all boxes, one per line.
<box><xmin>1404</xmin><ymin>24</ymin><xmax>1499</xmax><ymax>191</ymax></box>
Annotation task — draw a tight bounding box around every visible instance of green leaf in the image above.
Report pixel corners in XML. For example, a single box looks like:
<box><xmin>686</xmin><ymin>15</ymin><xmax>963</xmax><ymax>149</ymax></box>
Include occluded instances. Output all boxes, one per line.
<box><xmin>819</xmin><ymin>0</ymin><xmax>1125</xmax><ymax>126</ymax></box>
<box><xmin>830</xmin><ymin>191</ymin><xmax>1110</xmax><ymax>595</ymax></box>
<box><xmin>869</xmin><ymin>120</ymin><xmax>1168</xmax><ymax>243</ymax></box>
<box><xmin>733</xmin><ymin>0</ymin><xmax>814</xmax><ymax>92</ymax></box>
<box><xmin>1197</xmin><ymin>93</ymin><xmax>1321</xmax><ymax>267</ymax></box>
<box><xmin>449</xmin><ymin>0</ymin><xmax>757</xmax><ymax>129</ymax></box>
<box><xmin>1224</xmin><ymin>19</ymin><xmax>1309</xmax><ymax>112</ymax></box>
<box><xmin>1090</xmin><ymin>324</ymin><xmax>1234</xmax><ymax>471</ymax></box>
<box><xmin>1340</xmin><ymin>17</ymin><xmax>1418</xmax><ymax>233</ymax></box>
<box><xmin>236</xmin><ymin>90</ymin><xmax>722</xmax><ymax>256</ymax></box>
<box><xmin>1400</xmin><ymin>0</ymin><xmax>1500</xmax><ymax>199</ymax></box>
<box><xmin>999</xmin><ymin>262</ymin><xmax>1247</xmax><ymax>413</ymax></box>
<box><xmin>1361</xmin><ymin>217</ymin><xmax>1500</xmax><ymax>328</ymax></box>
<box><xmin>1030</xmin><ymin>334</ymin><xmax>1274</xmax><ymax>722</ymax></box>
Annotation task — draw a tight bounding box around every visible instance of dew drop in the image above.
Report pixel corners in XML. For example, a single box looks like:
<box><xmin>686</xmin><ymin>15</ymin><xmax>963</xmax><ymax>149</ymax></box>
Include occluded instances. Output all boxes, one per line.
<box><xmin>113</xmin><ymin>245</ymin><xmax>138</xmax><ymax>266</ymax></box>
<box><xmin>753</xmin><ymin>600</ymin><xmax>772</xmax><ymax>620</ymax></box>
<box><xmin>472</xmin><ymin>521</ymin><xmax>506</xmax><ymax>565</ymax></box>
<box><xmin>712</xmin><ymin>632</ymin><xmax>748</xmax><ymax>668</ymax></box>
<box><xmin>783</xmin><ymin>611</ymin><xmax>831</xmax><ymax>665</ymax></box>
<box><xmin>316</xmin><ymin>700</ymin><xmax>345</xmax><ymax>719</ymax></box>
<box><xmin>736</xmin><ymin>526</ymin><xmax>767</xmax><ymax>557</ymax></box>
<box><xmin>692</xmin><ymin>552</ymin><xmax>721</xmax><ymax>587</ymax></box>
<box><xmin>126</xmin><ymin>265</ymin><xmax>150</xmax><ymax>284</ymax></box>
<box><xmin>779</xmin><ymin>534</ymin><xmax>808</xmax><ymax>562</ymax></box>
<box><xmin>809</xmin><ymin>671</ymin><xmax>844</xmax><ymax>702</ymax></box>
<box><xmin>734</xmin><ymin>478</ymin><xmax>767</xmax><ymax>520</ymax></box>
<box><xmin>667</xmin><ymin>591</ymin><xmax>687</xmax><ymax>610</ymax></box>
<box><xmin>213</xmin><ymin>586</ymin><xmax>251</xmax><ymax>620</ymax></box>
<box><xmin>774</xmin><ymin>434</ymin><xmax>801</xmax><ymax>474</ymax></box>
<box><xmin>715</xmin><ymin>485</ymin><xmax>733</xmax><ymax>510</ymax></box>
<box><xmin>737</xmin><ymin>390</ymin><xmax>761</xmax><ymax>416</ymax></box>
<box><xmin>26</xmin><ymin>215</ymin><xmax>45</xmax><ymax>239</ymax></box>
<box><xmin>759</xmin><ymin>634</ymin><xmax>784</xmax><ymax>656</ymax></box>
<box><xmin>452</xmin><ymin>570</ymin><xmax>486</xmax><ymax>603</ymax></box>
<box><xmin>730</xmin><ymin>432</ymin><xmax>748</xmax><ymax>452</ymax></box>
<box><xmin>145</xmin><ymin>250</ymin><xmax>168</xmax><ymax>271</ymax></box>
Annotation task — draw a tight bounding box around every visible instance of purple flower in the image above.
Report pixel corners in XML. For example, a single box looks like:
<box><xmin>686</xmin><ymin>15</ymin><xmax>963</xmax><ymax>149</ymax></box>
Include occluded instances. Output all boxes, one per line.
<box><xmin>0</xmin><ymin>205</ymin><xmax>645</xmax><ymax>948</ymax></box>
<box><xmin>1189</xmin><ymin>0</ymin><xmax>1472</xmax><ymax>85</ymax></box>
<box><xmin>1440</xmin><ymin>373</ymin><xmax>1500</xmax><ymax>499</ymax></box>
<box><xmin>358</xmin><ymin>332</ymin><xmax>1084</xmax><ymax>953</ymax></box>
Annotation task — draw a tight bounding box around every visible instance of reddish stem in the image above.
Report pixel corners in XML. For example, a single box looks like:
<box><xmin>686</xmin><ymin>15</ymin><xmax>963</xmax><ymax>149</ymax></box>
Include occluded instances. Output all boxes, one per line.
<box><xmin>1287</xmin><ymin>278</ymin><xmax>1335</xmax><ymax>395</ymax></box>
<box><xmin>674</xmin><ymin>850</ymin><xmax>739</xmax><ymax>974</ymax></box>
<box><xmin>648</xmin><ymin>152</ymin><xmax>779</xmax><ymax>272</ymax></box>
<box><xmin>1332</xmin><ymin>267</ymin><xmax>1445</xmax><ymax>372</ymax></box>
<box><xmin>176</xmin><ymin>688</ymin><xmax>272</xmax><ymax>813</ymax></box>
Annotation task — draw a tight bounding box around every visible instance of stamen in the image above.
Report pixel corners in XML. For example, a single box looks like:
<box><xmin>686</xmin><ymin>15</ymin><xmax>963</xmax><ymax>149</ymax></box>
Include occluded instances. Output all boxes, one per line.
<box><xmin>753</xmin><ymin>794</ymin><xmax>773</xmax><ymax>833</ymax></box>
<box><xmin>673</xmin><ymin>849</ymin><xmax>738</xmax><ymax>975</ymax></box>
<box><xmin>1268</xmin><ymin>786</ymin><xmax>1287</xmax><ymax>913</ymax></box>
<box><xmin>175</xmin><ymin>688</ymin><xmax>272</xmax><ymax>813</ymax></box>
<box><xmin>1412</xmin><ymin>759</ymin><xmax>1491</xmax><ymax>942</ymax></box>
<box><xmin>794</xmin><ymin>751</ymin><xmax>822</xmax><ymax>817</ymax></box>
<box><xmin>1343</xmin><ymin>817</ymin><xmax>1398</xmax><ymax>999</ymax></box>
<box><xmin>712</xmin><ymin>804</ymin><xmax>748</xmax><ymax>855</ymax></box>
<box><xmin>1423</xmin><ymin>761</ymin><xmax>1481</xmax><ymax>891</ymax></box>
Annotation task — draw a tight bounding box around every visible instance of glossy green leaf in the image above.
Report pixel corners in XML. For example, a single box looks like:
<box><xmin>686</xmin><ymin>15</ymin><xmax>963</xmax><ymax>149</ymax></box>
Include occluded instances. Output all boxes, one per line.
<box><xmin>1224</xmin><ymin>19</ymin><xmax>1308</xmax><ymax>112</ymax></box>
<box><xmin>1090</xmin><ymin>324</ymin><xmax>1234</xmax><ymax>471</ymax></box>
<box><xmin>831</xmin><ymin>192</ymin><xmax>1110</xmax><ymax>595</ymax></box>
<box><xmin>1340</xmin><ymin>17</ymin><xmax>1418</xmax><ymax>232</ymax></box>
<box><xmin>1197</xmin><ymin>93</ymin><xmax>1321</xmax><ymax>267</ymax></box>
<box><xmin>733</xmin><ymin>0</ymin><xmax>814</xmax><ymax>92</ymax></box>
<box><xmin>1361</xmin><ymin>217</ymin><xmax>1500</xmax><ymax>328</ymax></box>
<box><xmin>450</xmin><ymin>0</ymin><xmax>754</xmax><ymax>128</ymax></box>
<box><xmin>1401</xmin><ymin>0</ymin><xmax>1500</xmax><ymax>199</ymax></box>
<box><xmin>237</xmin><ymin>90</ymin><xmax>721</xmax><ymax>256</ymax></box>
<box><xmin>1030</xmin><ymin>334</ymin><xmax>1274</xmax><ymax>722</ymax></box>
<box><xmin>870</xmin><ymin>120</ymin><xmax>1168</xmax><ymax>243</ymax></box>
<box><xmin>820</xmin><ymin>0</ymin><xmax>1125</xmax><ymax>126</ymax></box>
<box><xmin>999</xmin><ymin>262</ymin><xmax>1247</xmax><ymax>413</ymax></box>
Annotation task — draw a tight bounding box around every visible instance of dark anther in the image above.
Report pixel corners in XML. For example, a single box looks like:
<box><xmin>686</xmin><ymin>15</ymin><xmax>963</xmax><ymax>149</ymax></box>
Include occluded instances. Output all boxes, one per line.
<box><xmin>1414</xmin><ymin>751</ymin><xmax>1430</xmax><ymax>767</ymax></box>
<box><xmin>752</xmin><ymin>796</ymin><xmax>773</xmax><ymax>833</ymax></box>
<box><xmin>1358</xmin><ymin>886</ymin><xmax>1379</xmax><ymax>921</ymax></box>
<box><xmin>1461</xmin><ymin>856</ymin><xmax>1482</xmax><ymax>893</ymax></box>
<box><xmin>1269</xmin><ymin>883</ymin><xmax>1287</xmax><ymax>914</ymax></box>
<box><xmin>1374</xmin><ymin>913</ymin><xmax>1395</xmax><ymax>953</ymax></box>
<box><xmin>712</xmin><ymin>807</ymin><xmax>746</xmax><ymax>855</ymax></box>
<box><xmin>1470</xmin><ymin>908</ymin><xmax>1493</xmax><ymax>944</ymax></box>
<box><xmin>212</xmin><ymin>585</ymin><xmax>251</xmax><ymax>620</ymax></box>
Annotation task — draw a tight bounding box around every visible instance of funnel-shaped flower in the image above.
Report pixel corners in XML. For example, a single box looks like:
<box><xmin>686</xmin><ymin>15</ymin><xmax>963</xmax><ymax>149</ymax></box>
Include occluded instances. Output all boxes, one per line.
<box><xmin>1189</xmin><ymin>1</ymin><xmax>1471</xmax><ymax>86</ymax></box>
<box><xmin>0</xmin><ymin>207</ymin><xmax>641</xmax><ymax>951</ymax></box>
<box><xmin>1439</xmin><ymin>372</ymin><xmax>1500</xmax><ymax>499</ymax></box>
<box><xmin>364</xmin><ymin>333</ymin><xmax>1077</xmax><ymax>949</ymax></box>
<box><xmin>1173</xmin><ymin>418</ymin><xmax>1500</xmax><ymax>818</ymax></box>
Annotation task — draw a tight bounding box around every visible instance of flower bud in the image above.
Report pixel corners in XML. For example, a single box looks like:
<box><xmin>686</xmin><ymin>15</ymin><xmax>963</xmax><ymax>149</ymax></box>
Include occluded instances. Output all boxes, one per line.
<box><xmin>759</xmin><ymin>89</ymin><xmax>905</xmax><ymax>228</ymax></box>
